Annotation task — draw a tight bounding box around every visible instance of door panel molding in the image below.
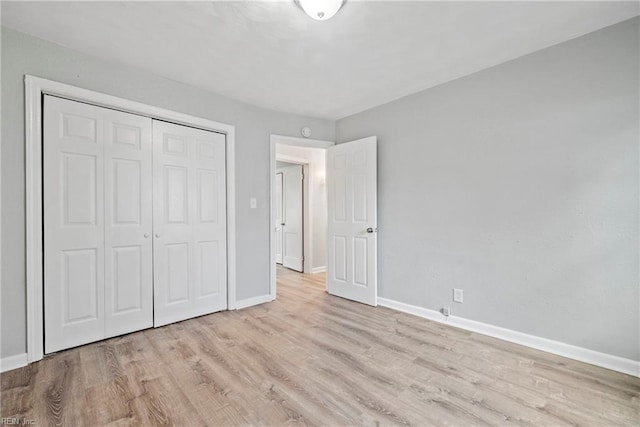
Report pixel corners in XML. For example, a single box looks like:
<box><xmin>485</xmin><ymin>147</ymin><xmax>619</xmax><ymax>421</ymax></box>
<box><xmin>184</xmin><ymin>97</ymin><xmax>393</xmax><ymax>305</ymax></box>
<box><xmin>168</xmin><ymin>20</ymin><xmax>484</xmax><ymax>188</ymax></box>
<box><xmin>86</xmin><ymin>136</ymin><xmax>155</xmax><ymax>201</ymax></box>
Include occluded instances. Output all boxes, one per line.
<box><xmin>25</xmin><ymin>75</ymin><xmax>236</xmax><ymax>363</ymax></box>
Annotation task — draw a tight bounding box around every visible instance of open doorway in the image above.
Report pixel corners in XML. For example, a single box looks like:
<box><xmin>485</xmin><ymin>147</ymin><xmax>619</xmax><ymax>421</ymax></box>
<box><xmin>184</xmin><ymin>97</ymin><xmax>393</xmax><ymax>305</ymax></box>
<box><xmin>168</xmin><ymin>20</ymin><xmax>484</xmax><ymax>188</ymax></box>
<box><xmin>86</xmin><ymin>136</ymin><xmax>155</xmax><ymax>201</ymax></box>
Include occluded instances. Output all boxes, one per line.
<box><xmin>270</xmin><ymin>135</ymin><xmax>334</xmax><ymax>299</ymax></box>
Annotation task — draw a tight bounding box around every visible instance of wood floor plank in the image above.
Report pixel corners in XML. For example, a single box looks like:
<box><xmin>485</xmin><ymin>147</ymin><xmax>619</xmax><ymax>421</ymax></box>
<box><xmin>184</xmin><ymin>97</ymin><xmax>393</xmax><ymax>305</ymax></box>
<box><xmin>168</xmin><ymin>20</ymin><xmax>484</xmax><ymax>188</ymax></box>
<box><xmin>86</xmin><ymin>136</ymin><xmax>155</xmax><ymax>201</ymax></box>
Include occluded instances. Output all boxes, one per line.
<box><xmin>2</xmin><ymin>265</ymin><xmax>639</xmax><ymax>426</ymax></box>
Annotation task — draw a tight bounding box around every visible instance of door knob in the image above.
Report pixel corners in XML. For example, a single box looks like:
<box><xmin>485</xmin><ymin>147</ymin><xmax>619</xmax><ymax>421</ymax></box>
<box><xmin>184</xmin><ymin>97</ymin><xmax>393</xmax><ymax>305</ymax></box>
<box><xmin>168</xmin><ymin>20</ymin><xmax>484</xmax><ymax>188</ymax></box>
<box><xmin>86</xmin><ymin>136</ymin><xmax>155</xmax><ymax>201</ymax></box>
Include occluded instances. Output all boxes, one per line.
<box><xmin>281</xmin><ymin>223</ymin><xmax>286</xmax><ymax>226</ymax></box>
<box><xmin>366</xmin><ymin>227</ymin><xmax>376</xmax><ymax>233</ymax></box>
<box><xmin>144</xmin><ymin>233</ymin><xmax>150</xmax><ymax>238</ymax></box>
<box><xmin>155</xmin><ymin>233</ymin><xmax>161</xmax><ymax>238</ymax></box>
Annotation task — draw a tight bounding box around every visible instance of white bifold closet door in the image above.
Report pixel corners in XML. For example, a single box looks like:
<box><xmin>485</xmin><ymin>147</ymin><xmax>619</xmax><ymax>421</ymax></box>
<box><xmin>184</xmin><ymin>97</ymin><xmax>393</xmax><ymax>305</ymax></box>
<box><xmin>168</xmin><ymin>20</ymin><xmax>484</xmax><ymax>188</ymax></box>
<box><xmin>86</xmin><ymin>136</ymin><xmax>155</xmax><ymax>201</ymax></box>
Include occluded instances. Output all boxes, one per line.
<box><xmin>152</xmin><ymin>121</ymin><xmax>227</xmax><ymax>327</ymax></box>
<box><xmin>44</xmin><ymin>95</ymin><xmax>153</xmax><ymax>353</ymax></box>
<box><xmin>44</xmin><ymin>96</ymin><xmax>228</xmax><ymax>353</ymax></box>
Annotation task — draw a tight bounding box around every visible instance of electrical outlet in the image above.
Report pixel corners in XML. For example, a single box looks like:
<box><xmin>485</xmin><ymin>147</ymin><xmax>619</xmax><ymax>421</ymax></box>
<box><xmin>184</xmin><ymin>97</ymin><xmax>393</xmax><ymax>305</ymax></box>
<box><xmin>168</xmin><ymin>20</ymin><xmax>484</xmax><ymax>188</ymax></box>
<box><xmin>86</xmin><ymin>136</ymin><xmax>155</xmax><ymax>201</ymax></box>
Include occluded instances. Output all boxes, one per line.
<box><xmin>441</xmin><ymin>306</ymin><xmax>451</xmax><ymax>317</ymax></box>
<box><xmin>453</xmin><ymin>288</ymin><xmax>463</xmax><ymax>303</ymax></box>
<box><xmin>250</xmin><ymin>198</ymin><xmax>257</xmax><ymax>209</ymax></box>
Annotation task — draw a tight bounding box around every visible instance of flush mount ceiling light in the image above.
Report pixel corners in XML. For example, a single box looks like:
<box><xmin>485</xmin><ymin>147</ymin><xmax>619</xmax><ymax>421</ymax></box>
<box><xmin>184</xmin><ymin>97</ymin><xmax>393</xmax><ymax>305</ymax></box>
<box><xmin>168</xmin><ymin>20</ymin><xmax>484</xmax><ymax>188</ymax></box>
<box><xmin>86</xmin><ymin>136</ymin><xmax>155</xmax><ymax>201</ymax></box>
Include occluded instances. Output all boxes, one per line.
<box><xmin>297</xmin><ymin>0</ymin><xmax>346</xmax><ymax>21</ymax></box>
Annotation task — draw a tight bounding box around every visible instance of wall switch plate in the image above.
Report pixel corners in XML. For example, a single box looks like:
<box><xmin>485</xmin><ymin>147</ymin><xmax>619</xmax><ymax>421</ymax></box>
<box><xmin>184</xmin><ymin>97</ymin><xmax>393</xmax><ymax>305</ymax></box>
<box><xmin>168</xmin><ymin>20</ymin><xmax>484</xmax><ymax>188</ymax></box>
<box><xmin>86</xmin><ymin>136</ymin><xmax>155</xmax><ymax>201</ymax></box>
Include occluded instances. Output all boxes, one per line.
<box><xmin>453</xmin><ymin>288</ymin><xmax>463</xmax><ymax>303</ymax></box>
<box><xmin>442</xmin><ymin>306</ymin><xmax>451</xmax><ymax>316</ymax></box>
<box><xmin>250</xmin><ymin>198</ymin><xmax>257</xmax><ymax>209</ymax></box>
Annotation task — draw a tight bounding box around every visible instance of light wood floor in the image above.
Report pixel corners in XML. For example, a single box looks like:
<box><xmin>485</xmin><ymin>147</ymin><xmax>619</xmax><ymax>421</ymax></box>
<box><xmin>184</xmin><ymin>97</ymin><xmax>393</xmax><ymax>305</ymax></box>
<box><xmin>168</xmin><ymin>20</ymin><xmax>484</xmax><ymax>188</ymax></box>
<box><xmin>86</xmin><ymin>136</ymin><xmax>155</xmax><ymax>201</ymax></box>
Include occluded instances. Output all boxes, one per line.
<box><xmin>2</xmin><ymin>266</ymin><xmax>639</xmax><ymax>426</ymax></box>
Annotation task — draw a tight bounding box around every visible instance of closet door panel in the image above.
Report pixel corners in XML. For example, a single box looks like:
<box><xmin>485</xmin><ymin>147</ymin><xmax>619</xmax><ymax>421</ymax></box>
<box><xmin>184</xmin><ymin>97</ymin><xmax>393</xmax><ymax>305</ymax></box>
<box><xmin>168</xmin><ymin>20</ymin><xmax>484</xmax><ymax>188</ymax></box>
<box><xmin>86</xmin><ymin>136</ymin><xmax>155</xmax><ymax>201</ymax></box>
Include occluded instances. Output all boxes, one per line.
<box><xmin>104</xmin><ymin>110</ymin><xmax>153</xmax><ymax>338</ymax></box>
<box><xmin>192</xmin><ymin>132</ymin><xmax>227</xmax><ymax>315</ymax></box>
<box><xmin>153</xmin><ymin>121</ymin><xmax>227</xmax><ymax>327</ymax></box>
<box><xmin>153</xmin><ymin>130</ymin><xmax>192</xmax><ymax>325</ymax></box>
<box><xmin>44</xmin><ymin>96</ymin><xmax>106</xmax><ymax>353</ymax></box>
<box><xmin>44</xmin><ymin>96</ymin><xmax>153</xmax><ymax>353</ymax></box>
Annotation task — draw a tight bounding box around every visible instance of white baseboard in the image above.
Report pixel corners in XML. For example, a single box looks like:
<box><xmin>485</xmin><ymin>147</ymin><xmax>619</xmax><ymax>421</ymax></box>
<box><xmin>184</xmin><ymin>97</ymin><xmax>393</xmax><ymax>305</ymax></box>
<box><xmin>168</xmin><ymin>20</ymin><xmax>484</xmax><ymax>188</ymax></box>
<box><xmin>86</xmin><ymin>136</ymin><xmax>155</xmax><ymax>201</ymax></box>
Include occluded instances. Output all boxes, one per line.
<box><xmin>377</xmin><ymin>297</ymin><xmax>640</xmax><ymax>378</ymax></box>
<box><xmin>311</xmin><ymin>266</ymin><xmax>326</xmax><ymax>274</ymax></box>
<box><xmin>1</xmin><ymin>353</ymin><xmax>28</xmax><ymax>373</ymax></box>
<box><xmin>234</xmin><ymin>294</ymin><xmax>274</xmax><ymax>310</ymax></box>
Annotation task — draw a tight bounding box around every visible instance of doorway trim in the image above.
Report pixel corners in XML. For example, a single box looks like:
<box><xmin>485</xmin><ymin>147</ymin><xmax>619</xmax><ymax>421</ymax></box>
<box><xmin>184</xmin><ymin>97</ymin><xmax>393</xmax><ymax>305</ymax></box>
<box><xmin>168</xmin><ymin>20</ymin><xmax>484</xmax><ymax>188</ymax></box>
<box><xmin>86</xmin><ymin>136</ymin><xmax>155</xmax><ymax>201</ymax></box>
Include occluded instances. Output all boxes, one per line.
<box><xmin>25</xmin><ymin>75</ymin><xmax>237</xmax><ymax>363</ymax></box>
<box><xmin>269</xmin><ymin>135</ymin><xmax>334</xmax><ymax>300</ymax></box>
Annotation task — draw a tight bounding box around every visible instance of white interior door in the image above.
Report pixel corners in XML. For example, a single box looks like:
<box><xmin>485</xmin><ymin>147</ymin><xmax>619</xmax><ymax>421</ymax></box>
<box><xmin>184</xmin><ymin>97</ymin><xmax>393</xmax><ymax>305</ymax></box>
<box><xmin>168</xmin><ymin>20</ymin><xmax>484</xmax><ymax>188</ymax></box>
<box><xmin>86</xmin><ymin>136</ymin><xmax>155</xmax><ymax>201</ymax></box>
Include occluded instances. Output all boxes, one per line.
<box><xmin>275</xmin><ymin>172</ymin><xmax>284</xmax><ymax>264</ymax></box>
<box><xmin>153</xmin><ymin>120</ymin><xmax>227</xmax><ymax>327</ymax></box>
<box><xmin>282</xmin><ymin>165</ymin><xmax>304</xmax><ymax>272</ymax></box>
<box><xmin>327</xmin><ymin>136</ymin><xmax>377</xmax><ymax>306</ymax></box>
<box><xmin>44</xmin><ymin>95</ymin><xmax>153</xmax><ymax>353</ymax></box>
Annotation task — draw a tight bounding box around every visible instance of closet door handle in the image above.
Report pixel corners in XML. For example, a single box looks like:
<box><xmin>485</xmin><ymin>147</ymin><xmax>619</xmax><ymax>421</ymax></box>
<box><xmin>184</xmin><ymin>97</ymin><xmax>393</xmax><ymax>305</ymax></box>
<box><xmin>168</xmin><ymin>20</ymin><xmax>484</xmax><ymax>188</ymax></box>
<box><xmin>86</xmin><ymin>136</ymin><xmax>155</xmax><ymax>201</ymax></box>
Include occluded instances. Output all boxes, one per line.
<box><xmin>144</xmin><ymin>233</ymin><xmax>150</xmax><ymax>238</ymax></box>
<box><xmin>155</xmin><ymin>233</ymin><xmax>161</xmax><ymax>238</ymax></box>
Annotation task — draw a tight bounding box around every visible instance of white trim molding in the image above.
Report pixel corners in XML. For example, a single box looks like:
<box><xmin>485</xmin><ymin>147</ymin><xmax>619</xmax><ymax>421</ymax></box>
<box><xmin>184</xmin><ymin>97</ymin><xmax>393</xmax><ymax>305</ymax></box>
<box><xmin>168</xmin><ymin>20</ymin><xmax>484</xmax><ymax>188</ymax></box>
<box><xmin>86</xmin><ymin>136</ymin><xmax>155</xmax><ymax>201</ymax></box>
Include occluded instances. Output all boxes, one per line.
<box><xmin>235</xmin><ymin>294</ymin><xmax>274</xmax><ymax>310</ymax></box>
<box><xmin>378</xmin><ymin>297</ymin><xmax>640</xmax><ymax>378</ymax></box>
<box><xmin>1</xmin><ymin>353</ymin><xmax>28</xmax><ymax>373</ymax></box>
<box><xmin>269</xmin><ymin>135</ymin><xmax>334</xmax><ymax>301</ymax></box>
<box><xmin>25</xmin><ymin>75</ymin><xmax>237</xmax><ymax>362</ymax></box>
<box><xmin>311</xmin><ymin>266</ymin><xmax>326</xmax><ymax>274</ymax></box>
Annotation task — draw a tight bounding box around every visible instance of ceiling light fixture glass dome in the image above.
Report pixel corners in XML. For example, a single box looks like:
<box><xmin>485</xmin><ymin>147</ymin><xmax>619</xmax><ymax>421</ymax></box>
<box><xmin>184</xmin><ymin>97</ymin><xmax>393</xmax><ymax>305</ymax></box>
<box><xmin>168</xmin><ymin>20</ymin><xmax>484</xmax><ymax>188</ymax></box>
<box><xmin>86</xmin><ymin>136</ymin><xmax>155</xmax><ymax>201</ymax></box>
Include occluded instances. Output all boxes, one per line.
<box><xmin>297</xmin><ymin>0</ymin><xmax>345</xmax><ymax>21</ymax></box>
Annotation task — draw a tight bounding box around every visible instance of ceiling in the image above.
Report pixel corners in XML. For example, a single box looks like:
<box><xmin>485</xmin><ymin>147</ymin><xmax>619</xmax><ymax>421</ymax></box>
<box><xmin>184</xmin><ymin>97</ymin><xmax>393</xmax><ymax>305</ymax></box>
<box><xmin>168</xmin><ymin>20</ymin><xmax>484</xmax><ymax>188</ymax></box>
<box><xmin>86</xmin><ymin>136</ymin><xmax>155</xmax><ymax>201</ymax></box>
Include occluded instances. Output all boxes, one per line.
<box><xmin>2</xmin><ymin>1</ymin><xmax>638</xmax><ymax>120</ymax></box>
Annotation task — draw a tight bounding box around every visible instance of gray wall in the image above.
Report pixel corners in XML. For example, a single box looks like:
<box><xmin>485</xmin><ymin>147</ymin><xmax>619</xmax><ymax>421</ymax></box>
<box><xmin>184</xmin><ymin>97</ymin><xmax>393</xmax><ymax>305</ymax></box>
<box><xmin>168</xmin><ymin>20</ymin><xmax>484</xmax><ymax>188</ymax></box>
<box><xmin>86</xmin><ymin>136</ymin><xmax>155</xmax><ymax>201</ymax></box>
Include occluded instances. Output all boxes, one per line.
<box><xmin>0</xmin><ymin>27</ymin><xmax>335</xmax><ymax>358</ymax></box>
<box><xmin>337</xmin><ymin>18</ymin><xmax>639</xmax><ymax>360</ymax></box>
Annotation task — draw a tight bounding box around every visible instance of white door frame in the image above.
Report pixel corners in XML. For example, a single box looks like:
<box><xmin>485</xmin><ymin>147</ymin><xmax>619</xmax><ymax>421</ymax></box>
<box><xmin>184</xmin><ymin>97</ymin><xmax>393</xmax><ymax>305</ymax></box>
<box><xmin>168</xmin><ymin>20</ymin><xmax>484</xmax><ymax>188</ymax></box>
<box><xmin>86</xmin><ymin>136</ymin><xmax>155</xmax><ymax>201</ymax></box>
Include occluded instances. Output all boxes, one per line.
<box><xmin>25</xmin><ymin>75</ymin><xmax>237</xmax><ymax>363</ymax></box>
<box><xmin>269</xmin><ymin>135</ymin><xmax>333</xmax><ymax>300</ymax></box>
